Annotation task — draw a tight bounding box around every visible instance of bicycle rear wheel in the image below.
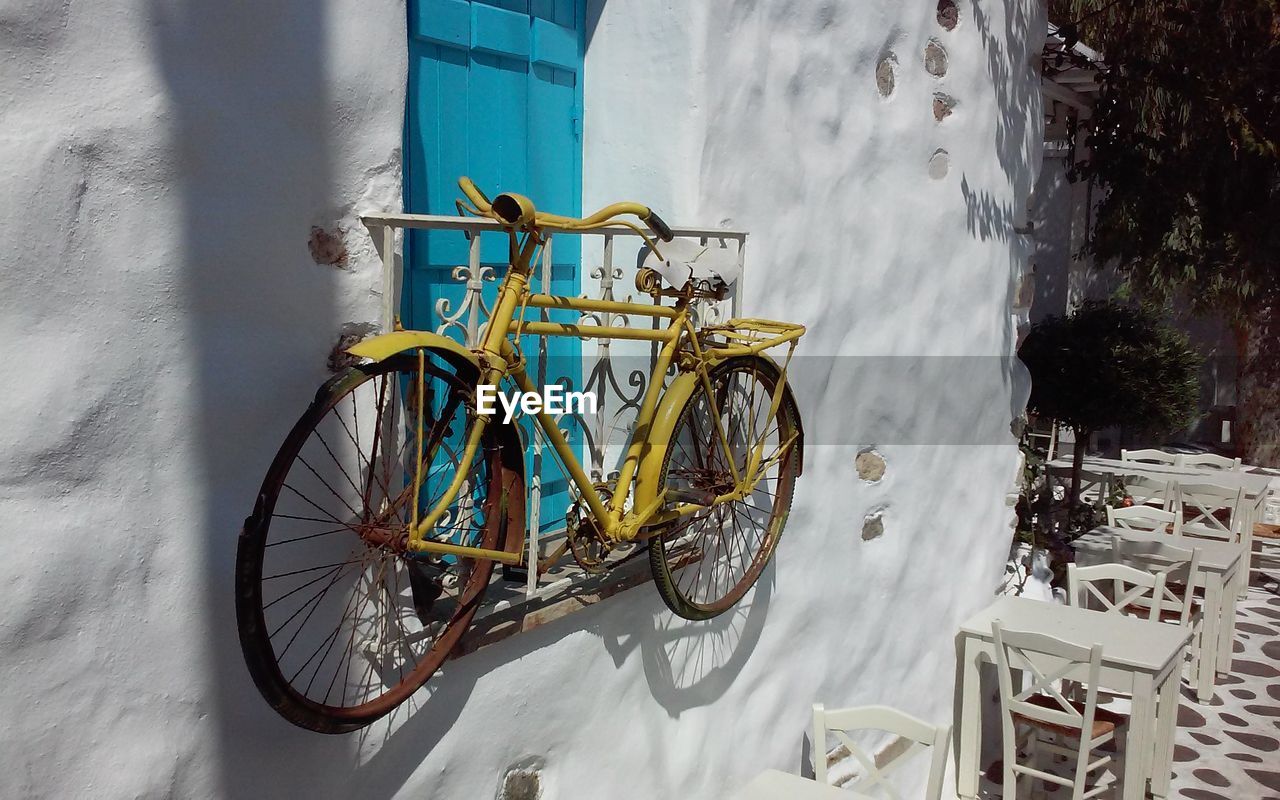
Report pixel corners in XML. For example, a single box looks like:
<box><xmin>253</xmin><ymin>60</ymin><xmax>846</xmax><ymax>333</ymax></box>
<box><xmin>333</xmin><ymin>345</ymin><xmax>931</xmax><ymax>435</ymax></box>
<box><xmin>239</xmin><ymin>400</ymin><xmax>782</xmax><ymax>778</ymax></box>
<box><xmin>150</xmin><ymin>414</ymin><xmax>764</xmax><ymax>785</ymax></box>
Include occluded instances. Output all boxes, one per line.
<box><xmin>236</xmin><ymin>350</ymin><xmax>508</xmax><ymax>733</ymax></box>
<box><xmin>649</xmin><ymin>355</ymin><xmax>801</xmax><ymax>620</ymax></box>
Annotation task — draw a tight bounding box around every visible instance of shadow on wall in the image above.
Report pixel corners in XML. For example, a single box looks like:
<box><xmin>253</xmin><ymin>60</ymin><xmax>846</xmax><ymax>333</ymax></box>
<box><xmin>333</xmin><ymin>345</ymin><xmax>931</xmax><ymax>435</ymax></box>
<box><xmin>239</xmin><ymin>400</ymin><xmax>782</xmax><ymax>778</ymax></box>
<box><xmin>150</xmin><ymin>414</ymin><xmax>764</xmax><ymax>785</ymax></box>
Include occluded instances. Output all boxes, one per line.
<box><xmin>602</xmin><ymin>565</ymin><xmax>774</xmax><ymax>717</ymax></box>
<box><xmin>344</xmin><ymin>573</ymin><xmax>773</xmax><ymax>798</ymax></box>
<box><xmin>148</xmin><ymin>1</ymin><xmax>354</xmax><ymax>795</ymax></box>
<box><xmin>1027</xmin><ymin>156</ymin><xmax>1073</xmax><ymax>324</ymax></box>
<box><xmin>963</xmin><ymin>0</ymin><xmax>1044</xmax><ymax>418</ymax></box>
<box><xmin>960</xmin><ymin>0</ymin><xmax>1044</xmax><ymax>248</ymax></box>
<box><xmin>970</xmin><ymin>0</ymin><xmax>1043</xmax><ymax>220</ymax></box>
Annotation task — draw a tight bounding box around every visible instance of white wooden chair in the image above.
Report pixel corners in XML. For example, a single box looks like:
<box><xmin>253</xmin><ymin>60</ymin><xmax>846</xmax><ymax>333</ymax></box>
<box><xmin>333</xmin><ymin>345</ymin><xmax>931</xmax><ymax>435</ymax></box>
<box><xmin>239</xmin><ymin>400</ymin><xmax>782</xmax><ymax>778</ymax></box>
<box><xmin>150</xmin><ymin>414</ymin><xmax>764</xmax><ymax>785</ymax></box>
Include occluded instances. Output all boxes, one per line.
<box><xmin>1120</xmin><ymin>448</ymin><xmax>1181</xmax><ymax>466</ymax></box>
<box><xmin>1047</xmin><ymin>466</ymin><xmax>1113</xmax><ymax>504</ymax></box>
<box><xmin>1106</xmin><ymin>504</ymin><xmax>1182</xmax><ymax>537</ymax></box>
<box><xmin>811</xmin><ymin>704</ymin><xmax>951</xmax><ymax>800</ymax></box>
<box><xmin>1180</xmin><ymin>453</ymin><xmax>1243</xmax><ymax>471</ymax></box>
<box><xmin>1117</xmin><ymin>475</ymin><xmax>1174</xmax><ymax>510</ymax></box>
<box><xmin>991</xmin><ymin>623</ymin><xmax>1126</xmax><ymax>800</ymax></box>
<box><xmin>1252</xmin><ymin>520</ymin><xmax>1280</xmax><ymax>584</ymax></box>
<box><xmin>1026</xmin><ymin>416</ymin><xmax>1060</xmax><ymax>461</ymax></box>
<box><xmin>1067</xmin><ymin>562</ymin><xmax>1166</xmax><ymax>622</ymax></box>
<box><xmin>1176</xmin><ymin>482</ymin><xmax>1245</xmax><ymax>542</ymax></box>
<box><xmin>1110</xmin><ymin>535</ymin><xmax>1206</xmax><ymax>685</ymax></box>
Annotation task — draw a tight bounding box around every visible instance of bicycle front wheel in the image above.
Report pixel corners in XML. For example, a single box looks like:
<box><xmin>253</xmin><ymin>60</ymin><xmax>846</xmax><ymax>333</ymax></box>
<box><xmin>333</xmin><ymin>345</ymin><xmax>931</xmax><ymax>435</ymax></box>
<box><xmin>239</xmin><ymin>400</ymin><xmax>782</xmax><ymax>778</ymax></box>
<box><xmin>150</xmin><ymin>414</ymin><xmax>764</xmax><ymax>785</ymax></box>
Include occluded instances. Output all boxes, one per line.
<box><xmin>236</xmin><ymin>350</ymin><xmax>505</xmax><ymax>733</ymax></box>
<box><xmin>649</xmin><ymin>355</ymin><xmax>801</xmax><ymax>620</ymax></box>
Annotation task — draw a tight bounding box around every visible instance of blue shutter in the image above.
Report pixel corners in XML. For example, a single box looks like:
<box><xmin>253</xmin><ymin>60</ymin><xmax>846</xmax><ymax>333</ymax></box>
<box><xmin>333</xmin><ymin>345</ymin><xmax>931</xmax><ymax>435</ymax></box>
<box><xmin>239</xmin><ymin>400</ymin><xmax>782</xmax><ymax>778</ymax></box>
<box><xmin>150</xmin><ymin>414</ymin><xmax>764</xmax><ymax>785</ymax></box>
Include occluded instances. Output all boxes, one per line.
<box><xmin>405</xmin><ymin>0</ymin><xmax>585</xmax><ymax>533</ymax></box>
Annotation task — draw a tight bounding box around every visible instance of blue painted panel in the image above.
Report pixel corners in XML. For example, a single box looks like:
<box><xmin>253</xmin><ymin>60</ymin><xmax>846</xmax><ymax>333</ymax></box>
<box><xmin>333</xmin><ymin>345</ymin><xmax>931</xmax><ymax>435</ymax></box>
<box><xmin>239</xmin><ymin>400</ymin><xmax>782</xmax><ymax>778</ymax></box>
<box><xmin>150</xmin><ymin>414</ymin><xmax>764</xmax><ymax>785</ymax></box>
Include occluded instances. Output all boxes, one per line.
<box><xmin>412</xmin><ymin>0</ymin><xmax>470</xmax><ymax>47</ymax></box>
<box><xmin>405</xmin><ymin>0</ymin><xmax>585</xmax><ymax>532</ymax></box>
<box><xmin>531</xmin><ymin>17</ymin><xmax>576</xmax><ymax>69</ymax></box>
<box><xmin>530</xmin><ymin>0</ymin><xmax>573</xmax><ymax>25</ymax></box>
<box><xmin>477</xmin><ymin>0</ymin><xmax>527</xmax><ymax>11</ymax></box>
<box><xmin>472</xmin><ymin>3</ymin><xmax>530</xmax><ymax>59</ymax></box>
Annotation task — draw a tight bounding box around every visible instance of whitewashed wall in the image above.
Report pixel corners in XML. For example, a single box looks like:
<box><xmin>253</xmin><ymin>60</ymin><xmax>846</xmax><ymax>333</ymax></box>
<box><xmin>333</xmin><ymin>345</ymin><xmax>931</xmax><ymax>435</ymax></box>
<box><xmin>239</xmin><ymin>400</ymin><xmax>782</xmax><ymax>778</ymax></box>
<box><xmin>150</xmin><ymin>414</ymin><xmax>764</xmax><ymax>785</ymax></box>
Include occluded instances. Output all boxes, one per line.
<box><xmin>583</xmin><ymin>2</ymin><xmax>1041</xmax><ymax>796</ymax></box>
<box><xmin>0</xmin><ymin>0</ymin><xmax>1042</xmax><ymax>797</ymax></box>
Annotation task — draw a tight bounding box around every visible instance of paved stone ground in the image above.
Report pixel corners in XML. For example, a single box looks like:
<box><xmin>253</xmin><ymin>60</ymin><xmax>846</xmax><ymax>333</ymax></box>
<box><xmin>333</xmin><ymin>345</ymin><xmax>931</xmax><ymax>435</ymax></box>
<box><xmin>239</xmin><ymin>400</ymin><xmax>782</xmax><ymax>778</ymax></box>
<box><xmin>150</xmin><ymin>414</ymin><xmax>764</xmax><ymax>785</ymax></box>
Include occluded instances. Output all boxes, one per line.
<box><xmin>978</xmin><ymin>579</ymin><xmax>1280</xmax><ymax>799</ymax></box>
<box><xmin>1167</xmin><ymin>579</ymin><xmax>1280</xmax><ymax>800</ymax></box>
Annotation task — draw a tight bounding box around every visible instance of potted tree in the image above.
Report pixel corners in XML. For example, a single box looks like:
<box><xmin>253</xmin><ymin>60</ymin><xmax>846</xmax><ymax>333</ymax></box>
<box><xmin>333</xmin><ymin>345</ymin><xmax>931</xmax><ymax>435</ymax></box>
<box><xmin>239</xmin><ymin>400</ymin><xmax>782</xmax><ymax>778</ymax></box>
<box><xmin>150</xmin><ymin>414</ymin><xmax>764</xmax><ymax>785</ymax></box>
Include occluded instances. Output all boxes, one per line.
<box><xmin>1018</xmin><ymin>300</ymin><xmax>1201</xmax><ymax>512</ymax></box>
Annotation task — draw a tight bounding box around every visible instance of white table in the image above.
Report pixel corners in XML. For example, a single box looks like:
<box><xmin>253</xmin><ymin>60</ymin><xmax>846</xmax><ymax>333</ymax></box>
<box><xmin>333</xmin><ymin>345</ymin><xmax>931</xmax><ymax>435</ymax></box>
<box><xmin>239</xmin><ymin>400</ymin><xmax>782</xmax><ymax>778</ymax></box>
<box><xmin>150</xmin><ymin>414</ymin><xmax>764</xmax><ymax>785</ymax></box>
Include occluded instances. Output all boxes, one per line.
<box><xmin>955</xmin><ymin>596</ymin><xmax>1190</xmax><ymax>800</ymax></box>
<box><xmin>734</xmin><ymin>769</ymin><xmax>869</xmax><ymax>799</ymax></box>
<box><xmin>1047</xmin><ymin>455</ymin><xmax>1273</xmax><ymax>598</ymax></box>
<box><xmin>1074</xmin><ymin>525</ymin><xmax>1243</xmax><ymax>702</ymax></box>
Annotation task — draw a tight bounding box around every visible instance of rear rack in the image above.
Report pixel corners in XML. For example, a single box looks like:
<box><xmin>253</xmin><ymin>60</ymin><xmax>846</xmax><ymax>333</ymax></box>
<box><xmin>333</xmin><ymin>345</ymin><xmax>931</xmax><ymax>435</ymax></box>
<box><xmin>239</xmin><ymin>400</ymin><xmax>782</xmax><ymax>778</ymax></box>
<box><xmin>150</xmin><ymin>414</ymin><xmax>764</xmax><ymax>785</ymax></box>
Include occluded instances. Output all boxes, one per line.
<box><xmin>699</xmin><ymin>317</ymin><xmax>806</xmax><ymax>359</ymax></box>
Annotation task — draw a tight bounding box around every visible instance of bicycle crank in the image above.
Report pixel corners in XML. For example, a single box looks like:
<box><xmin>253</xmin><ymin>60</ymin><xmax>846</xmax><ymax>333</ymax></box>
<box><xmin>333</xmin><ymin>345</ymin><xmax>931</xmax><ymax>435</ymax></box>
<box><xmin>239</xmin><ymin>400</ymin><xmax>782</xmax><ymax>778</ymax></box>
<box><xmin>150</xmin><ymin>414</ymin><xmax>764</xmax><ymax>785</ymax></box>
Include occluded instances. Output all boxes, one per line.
<box><xmin>566</xmin><ymin>482</ymin><xmax>617</xmax><ymax>574</ymax></box>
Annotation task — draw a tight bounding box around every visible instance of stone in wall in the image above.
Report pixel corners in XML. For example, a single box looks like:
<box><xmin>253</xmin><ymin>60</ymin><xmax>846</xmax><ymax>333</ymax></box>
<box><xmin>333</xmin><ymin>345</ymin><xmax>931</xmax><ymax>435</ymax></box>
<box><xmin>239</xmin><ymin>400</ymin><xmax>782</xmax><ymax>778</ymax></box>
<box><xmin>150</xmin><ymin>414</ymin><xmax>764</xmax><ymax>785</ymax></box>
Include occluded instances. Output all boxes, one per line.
<box><xmin>929</xmin><ymin>149</ymin><xmax>950</xmax><ymax>179</ymax></box>
<box><xmin>933</xmin><ymin>93</ymin><xmax>956</xmax><ymax>121</ymax></box>
<box><xmin>924</xmin><ymin>40</ymin><xmax>948</xmax><ymax>77</ymax></box>
<box><xmin>499</xmin><ymin>758</ymin><xmax>545</xmax><ymax>800</ymax></box>
<box><xmin>327</xmin><ymin>321</ymin><xmax>380</xmax><ymax>372</ymax></box>
<box><xmin>309</xmin><ymin>225</ymin><xmax>348</xmax><ymax>268</ymax></box>
<box><xmin>856</xmin><ymin>449</ymin><xmax>887</xmax><ymax>482</ymax></box>
<box><xmin>876</xmin><ymin>54</ymin><xmax>896</xmax><ymax>97</ymax></box>
<box><xmin>862</xmin><ymin>509</ymin><xmax>886</xmax><ymax>541</ymax></box>
<box><xmin>937</xmin><ymin>0</ymin><xmax>959</xmax><ymax>31</ymax></box>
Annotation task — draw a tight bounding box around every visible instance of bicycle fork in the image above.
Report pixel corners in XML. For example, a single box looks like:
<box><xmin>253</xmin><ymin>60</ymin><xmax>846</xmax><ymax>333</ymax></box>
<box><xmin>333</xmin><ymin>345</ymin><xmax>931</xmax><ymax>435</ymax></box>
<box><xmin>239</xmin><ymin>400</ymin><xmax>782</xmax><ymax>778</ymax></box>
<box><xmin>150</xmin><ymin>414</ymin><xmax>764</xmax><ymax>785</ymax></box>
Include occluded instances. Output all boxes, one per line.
<box><xmin>401</xmin><ymin>352</ymin><xmax>519</xmax><ymax>565</ymax></box>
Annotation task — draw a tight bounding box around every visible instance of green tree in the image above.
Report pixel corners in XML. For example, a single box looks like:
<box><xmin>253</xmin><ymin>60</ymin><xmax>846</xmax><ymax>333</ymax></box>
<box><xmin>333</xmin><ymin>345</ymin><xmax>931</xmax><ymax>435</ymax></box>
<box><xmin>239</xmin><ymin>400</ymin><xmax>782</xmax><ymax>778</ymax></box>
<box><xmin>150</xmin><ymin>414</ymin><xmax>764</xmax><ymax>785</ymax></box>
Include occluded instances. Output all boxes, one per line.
<box><xmin>1019</xmin><ymin>302</ymin><xmax>1202</xmax><ymax>504</ymax></box>
<box><xmin>1048</xmin><ymin>0</ymin><xmax>1280</xmax><ymax>465</ymax></box>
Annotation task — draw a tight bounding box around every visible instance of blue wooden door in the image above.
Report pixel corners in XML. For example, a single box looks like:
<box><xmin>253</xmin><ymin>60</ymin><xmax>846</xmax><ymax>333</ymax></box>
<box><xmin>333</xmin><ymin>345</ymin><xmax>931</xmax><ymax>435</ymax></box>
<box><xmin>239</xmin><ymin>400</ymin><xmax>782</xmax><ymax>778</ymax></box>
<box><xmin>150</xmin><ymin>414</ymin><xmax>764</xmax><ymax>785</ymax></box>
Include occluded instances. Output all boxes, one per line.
<box><xmin>405</xmin><ymin>0</ymin><xmax>585</xmax><ymax>533</ymax></box>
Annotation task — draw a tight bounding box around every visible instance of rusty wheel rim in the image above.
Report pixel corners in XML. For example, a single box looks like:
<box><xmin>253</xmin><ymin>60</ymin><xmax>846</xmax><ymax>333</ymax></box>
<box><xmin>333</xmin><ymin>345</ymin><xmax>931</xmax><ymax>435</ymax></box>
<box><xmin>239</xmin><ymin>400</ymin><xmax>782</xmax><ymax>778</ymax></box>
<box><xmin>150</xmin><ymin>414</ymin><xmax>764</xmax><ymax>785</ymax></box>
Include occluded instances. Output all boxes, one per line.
<box><xmin>242</xmin><ymin>354</ymin><xmax>495</xmax><ymax>724</ymax></box>
<box><xmin>659</xmin><ymin>361</ymin><xmax>795</xmax><ymax>614</ymax></box>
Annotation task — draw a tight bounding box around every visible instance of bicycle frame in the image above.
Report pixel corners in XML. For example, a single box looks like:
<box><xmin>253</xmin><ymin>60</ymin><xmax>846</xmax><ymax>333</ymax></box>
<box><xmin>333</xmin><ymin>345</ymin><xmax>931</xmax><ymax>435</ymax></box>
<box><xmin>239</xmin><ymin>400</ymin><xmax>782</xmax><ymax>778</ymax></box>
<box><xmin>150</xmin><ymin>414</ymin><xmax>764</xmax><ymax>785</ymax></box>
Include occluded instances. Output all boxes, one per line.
<box><xmin>380</xmin><ymin>220</ymin><xmax>799</xmax><ymax>568</ymax></box>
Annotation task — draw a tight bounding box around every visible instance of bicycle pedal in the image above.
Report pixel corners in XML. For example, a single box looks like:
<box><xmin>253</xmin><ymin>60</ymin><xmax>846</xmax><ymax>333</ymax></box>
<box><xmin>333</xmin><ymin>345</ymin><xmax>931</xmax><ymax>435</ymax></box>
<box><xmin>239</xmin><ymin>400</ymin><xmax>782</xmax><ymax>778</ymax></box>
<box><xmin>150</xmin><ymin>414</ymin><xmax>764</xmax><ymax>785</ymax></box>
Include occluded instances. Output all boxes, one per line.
<box><xmin>667</xmin><ymin>487</ymin><xmax>716</xmax><ymax>506</ymax></box>
<box><xmin>501</xmin><ymin>564</ymin><xmax>528</xmax><ymax>583</ymax></box>
<box><xmin>405</xmin><ymin>559</ymin><xmax>446</xmax><ymax>622</ymax></box>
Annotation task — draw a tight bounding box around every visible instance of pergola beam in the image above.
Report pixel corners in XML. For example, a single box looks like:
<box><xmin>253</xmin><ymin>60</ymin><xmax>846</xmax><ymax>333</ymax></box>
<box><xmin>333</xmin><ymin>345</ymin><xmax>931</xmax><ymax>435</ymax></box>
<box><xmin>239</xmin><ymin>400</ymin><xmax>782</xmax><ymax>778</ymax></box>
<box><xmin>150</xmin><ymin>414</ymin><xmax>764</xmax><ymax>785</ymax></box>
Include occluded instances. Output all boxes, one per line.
<box><xmin>1042</xmin><ymin>78</ymin><xmax>1094</xmax><ymax>116</ymax></box>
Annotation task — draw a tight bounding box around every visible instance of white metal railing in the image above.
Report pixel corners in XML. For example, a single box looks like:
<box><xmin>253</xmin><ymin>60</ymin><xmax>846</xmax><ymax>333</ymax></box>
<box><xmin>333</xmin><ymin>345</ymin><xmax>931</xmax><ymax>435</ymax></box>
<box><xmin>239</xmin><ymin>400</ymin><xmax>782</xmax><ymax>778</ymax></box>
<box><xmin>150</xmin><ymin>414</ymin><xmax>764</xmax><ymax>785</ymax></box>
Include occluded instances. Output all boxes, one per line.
<box><xmin>361</xmin><ymin>212</ymin><xmax>747</xmax><ymax>600</ymax></box>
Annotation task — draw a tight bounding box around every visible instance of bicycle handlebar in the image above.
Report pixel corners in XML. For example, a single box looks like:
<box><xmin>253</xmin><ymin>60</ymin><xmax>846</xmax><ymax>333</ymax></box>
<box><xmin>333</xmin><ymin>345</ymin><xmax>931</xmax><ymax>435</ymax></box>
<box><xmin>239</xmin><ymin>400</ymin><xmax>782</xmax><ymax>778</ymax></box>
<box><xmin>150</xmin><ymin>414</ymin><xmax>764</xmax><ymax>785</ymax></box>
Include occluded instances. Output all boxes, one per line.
<box><xmin>645</xmin><ymin>211</ymin><xmax>674</xmax><ymax>242</ymax></box>
<box><xmin>458</xmin><ymin>176</ymin><xmax>673</xmax><ymax>242</ymax></box>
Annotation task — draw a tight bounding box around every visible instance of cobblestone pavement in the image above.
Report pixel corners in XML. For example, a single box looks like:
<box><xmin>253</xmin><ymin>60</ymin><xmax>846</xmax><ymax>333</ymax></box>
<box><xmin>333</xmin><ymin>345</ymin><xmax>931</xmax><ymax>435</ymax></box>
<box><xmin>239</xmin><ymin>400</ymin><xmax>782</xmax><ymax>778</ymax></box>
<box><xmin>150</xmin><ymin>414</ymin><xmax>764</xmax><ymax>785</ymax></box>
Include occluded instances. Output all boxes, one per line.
<box><xmin>1167</xmin><ymin>581</ymin><xmax>1280</xmax><ymax>800</ymax></box>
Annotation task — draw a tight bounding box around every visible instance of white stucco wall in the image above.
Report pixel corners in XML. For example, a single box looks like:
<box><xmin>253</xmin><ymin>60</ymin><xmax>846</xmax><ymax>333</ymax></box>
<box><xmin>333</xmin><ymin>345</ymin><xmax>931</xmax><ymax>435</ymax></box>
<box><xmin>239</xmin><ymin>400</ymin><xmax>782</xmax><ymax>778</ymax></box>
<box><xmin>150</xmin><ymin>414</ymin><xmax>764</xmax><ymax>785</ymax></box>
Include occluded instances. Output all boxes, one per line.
<box><xmin>0</xmin><ymin>0</ymin><xmax>1042</xmax><ymax>797</ymax></box>
<box><xmin>582</xmin><ymin>2</ymin><xmax>1041</xmax><ymax>796</ymax></box>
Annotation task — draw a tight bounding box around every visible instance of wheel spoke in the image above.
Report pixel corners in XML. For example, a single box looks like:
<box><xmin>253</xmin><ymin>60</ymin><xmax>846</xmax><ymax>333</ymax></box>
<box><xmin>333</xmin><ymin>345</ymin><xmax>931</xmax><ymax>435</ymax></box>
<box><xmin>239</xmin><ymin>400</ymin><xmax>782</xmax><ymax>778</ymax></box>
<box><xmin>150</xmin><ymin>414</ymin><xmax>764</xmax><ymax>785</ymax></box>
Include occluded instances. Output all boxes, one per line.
<box><xmin>655</xmin><ymin>359</ymin><xmax>796</xmax><ymax>616</ymax></box>
<box><xmin>239</xmin><ymin>357</ymin><xmax>499</xmax><ymax>727</ymax></box>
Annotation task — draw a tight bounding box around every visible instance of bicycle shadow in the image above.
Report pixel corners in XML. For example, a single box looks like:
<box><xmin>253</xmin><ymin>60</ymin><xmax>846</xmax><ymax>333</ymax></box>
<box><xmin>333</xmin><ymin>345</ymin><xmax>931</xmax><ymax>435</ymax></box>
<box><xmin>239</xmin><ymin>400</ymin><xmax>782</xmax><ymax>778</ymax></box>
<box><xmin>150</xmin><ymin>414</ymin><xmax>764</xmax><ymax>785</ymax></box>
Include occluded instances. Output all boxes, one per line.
<box><xmin>598</xmin><ymin>562</ymin><xmax>774</xmax><ymax>717</ymax></box>
<box><xmin>341</xmin><ymin>558</ymin><xmax>774</xmax><ymax>795</ymax></box>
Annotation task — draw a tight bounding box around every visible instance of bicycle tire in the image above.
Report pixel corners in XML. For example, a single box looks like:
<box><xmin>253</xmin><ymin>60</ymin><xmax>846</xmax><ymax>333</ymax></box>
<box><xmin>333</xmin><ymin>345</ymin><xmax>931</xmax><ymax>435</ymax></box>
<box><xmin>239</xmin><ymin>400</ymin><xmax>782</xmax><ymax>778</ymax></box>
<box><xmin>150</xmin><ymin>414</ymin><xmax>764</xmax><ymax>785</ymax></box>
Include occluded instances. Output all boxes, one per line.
<box><xmin>236</xmin><ymin>351</ymin><xmax>509</xmax><ymax>733</ymax></box>
<box><xmin>648</xmin><ymin>355</ymin><xmax>801</xmax><ymax>620</ymax></box>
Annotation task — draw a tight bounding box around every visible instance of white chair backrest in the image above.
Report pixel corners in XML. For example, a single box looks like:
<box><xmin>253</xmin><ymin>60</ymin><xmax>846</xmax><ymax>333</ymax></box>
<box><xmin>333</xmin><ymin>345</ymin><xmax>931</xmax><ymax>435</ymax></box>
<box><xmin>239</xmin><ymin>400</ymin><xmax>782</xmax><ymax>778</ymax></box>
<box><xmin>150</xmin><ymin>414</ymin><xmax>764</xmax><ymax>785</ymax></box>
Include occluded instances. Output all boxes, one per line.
<box><xmin>1080</xmin><ymin>469</ymin><xmax>1111</xmax><ymax>497</ymax></box>
<box><xmin>811</xmin><ymin>704</ymin><xmax>951</xmax><ymax>800</ymax></box>
<box><xmin>1047</xmin><ymin>466</ymin><xmax>1112</xmax><ymax>498</ymax></box>
<box><xmin>1176</xmin><ymin>482</ymin><xmax>1244</xmax><ymax>541</ymax></box>
<box><xmin>1119</xmin><ymin>475</ymin><xmax>1175</xmax><ymax>510</ymax></box>
<box><xmin>1181</xmin><ymin>453</ymin><xmax>1243</xmax><ymax>471</ymax></box>
<box><xmin>1111</xmin><ymin>535</ymin><xmax>1202</xmax><ymax>627</ymax></box>
<box><xmin>991</xmin><ymin>623</ymin><xmax>1104</xmax><ymax>742</ymax></box>
<box><xmin>1107</xmin><ymin>504</ymin><xmax>1182</xmax><ymax>537</ymax></box>
<box><xmin>1121</xmin><ymin>448</ymin><xmax>1182</xmax><ymax>466</ymax></box>
<box><xmin>1067</xmin><ymin>562</ymin><xmax>1166</xmax><ymax>621</ymax></box>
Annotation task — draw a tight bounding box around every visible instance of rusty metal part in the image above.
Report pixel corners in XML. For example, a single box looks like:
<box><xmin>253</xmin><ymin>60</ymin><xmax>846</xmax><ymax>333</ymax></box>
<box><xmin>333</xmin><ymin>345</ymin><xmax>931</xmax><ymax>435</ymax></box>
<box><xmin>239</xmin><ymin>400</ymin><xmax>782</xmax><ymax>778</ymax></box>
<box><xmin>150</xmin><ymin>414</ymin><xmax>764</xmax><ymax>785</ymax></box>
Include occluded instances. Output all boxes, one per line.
<box><xmin>355</xmin><ymin>523</ymin><xmax>406</xmax><ymax>551</ymax></box>
<box><xmin>635</xmin><ymin>266</ymin><xmax>661</xmax><ymax>295</ymax></box>
<box><xmin>566</xmin><ymin>482</ymin><xmax>617</xmax><ymax>574</ymax></box>
<box><xmin>568</xmin><ymin>516</ymin><xmax>610</xmax><ymax>574</ymax></box>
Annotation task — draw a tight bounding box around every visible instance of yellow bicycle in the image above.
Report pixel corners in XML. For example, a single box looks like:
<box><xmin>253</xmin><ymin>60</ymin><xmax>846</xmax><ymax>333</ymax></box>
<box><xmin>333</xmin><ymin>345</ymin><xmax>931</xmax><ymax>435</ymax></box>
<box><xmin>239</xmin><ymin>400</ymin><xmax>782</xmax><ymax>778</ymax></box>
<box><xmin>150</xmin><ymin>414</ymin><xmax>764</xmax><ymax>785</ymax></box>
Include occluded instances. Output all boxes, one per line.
<box><xmin>236</xmin><ymin>178</ymin><xmax>805</xmax><ymax>733</ymax></box>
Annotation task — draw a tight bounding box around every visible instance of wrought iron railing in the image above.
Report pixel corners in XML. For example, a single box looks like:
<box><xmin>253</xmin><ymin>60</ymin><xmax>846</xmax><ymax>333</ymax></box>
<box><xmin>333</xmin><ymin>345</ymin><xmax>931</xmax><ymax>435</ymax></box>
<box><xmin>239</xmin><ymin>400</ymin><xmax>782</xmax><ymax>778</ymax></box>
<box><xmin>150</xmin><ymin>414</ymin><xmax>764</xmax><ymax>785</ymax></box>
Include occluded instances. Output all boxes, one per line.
<box><xmin>361</xmin><ymin>212</ymin><xmax>746</xmax><ymax>598</ymax></box>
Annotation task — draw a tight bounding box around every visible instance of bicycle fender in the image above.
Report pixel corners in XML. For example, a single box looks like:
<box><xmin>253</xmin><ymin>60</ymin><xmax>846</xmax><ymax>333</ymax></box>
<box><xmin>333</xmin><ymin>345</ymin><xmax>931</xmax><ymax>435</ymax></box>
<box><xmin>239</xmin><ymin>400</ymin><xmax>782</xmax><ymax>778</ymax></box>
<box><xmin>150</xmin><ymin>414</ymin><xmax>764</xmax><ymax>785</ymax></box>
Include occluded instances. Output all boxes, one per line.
<box><xmin>632</xmin><ymin>370</ymin><xmax>702</xmax><ymax>515</ymax></box>
<box><xmin>486</xmin><ymin>419</ymin><xmax>527</xmax><ymax>559</ymax></box>
<box><xmin>346</xmin><ymin>330</ymin><xmax>479</xmax><ymax>370</ymax></box>
<box><xmin>632</xmin><ymin>357</ymin><xmax>805</xmax><ymax>517</ymax></box>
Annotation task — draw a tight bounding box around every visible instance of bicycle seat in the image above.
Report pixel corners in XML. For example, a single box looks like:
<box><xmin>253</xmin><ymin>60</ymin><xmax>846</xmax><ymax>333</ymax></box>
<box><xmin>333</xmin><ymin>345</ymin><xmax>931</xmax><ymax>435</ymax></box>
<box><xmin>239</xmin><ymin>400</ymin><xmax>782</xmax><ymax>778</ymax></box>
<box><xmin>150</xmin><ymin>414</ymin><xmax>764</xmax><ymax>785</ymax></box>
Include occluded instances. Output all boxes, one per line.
<box><xmin>642</xmin><ymin>239</ymin><xmax>742</xmax><ymax>294</ymax></box>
